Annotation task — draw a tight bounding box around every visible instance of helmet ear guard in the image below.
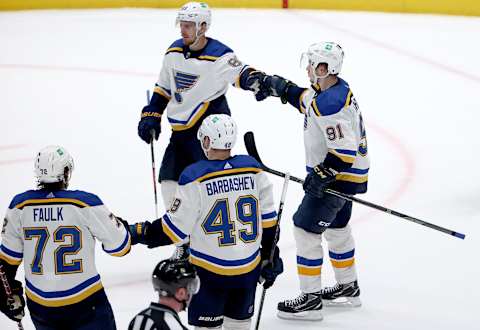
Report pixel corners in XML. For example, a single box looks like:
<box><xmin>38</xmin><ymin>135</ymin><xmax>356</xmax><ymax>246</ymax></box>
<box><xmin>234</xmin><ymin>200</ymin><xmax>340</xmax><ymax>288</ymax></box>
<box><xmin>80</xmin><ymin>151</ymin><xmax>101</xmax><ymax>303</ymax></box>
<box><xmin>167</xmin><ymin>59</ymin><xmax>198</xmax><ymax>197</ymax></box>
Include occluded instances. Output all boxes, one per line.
<box><xmin>300</xmin><ymin>42</ymin><xmax>344</xmax><ymax>81</ymax></box>
<box><xmin>34</xmin><ymin>146</ymin><xmax>74</xmax><ymax>186</ymax></box>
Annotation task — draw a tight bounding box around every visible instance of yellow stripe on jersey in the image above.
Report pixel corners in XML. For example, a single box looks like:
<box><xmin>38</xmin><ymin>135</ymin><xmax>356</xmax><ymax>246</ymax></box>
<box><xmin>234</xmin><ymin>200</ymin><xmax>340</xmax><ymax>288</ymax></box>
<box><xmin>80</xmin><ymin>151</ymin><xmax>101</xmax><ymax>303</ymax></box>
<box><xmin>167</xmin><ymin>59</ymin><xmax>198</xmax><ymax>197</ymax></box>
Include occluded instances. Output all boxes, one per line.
<box><xmin>198</xmin><ymin>55</ymin><xmax>218</xmax><ymax>61</ymax></box>
<box><xmin>196</xmin><ymin>167</ymin><xmax>262</xmax><ymax>183</ymax></box>
<box><xmin>154</xmin><ymin>86</ymin><xmax>171</xmax><ymax>100</ymax></box>
<box><xmin>25</xmin><ymin>282</ymin><xmax>103</xmax><ymax>307</ymax></box>
<box><xmin>336</xmin><ymin>173</ymin><xmax>368</xmax><ymax>183</ymax></box>
<box><xmin>329</xmin><ymin>150</ymin><xmax>356</xmax><ymax>164</ymax></box>
<box><xmin>166</xmin><ymin>47</ymin><xmax>182</xmax><ymax>54</ymax></box>
<box><xmin>311</xmin><ymin>99</ymin><xmax>321</xmax><ymax>116</ymax></box>
<box><xmin>0</xmin><ymin>253</ymin><xmax>22</xmax><ymax>266</ymax></box>
<box><xmin>190</xmin><ymin>254</ymin><xmax>261</xmax><ymax>276</ymax></box>
<box><xmin>331</xmin><ymin>258</ymin><xmax>355</xmax><ymax>268</ymax></box>
<box><xmin>171</xmin><ymin>102</ymin><xmax>210</xmax><ymax>132</ymax></box>
<box><xmin>299</xmin><ymin>89</ymin><xmax>309</xmax><ymax>114</ymax></box>
<box><xmin>343</xmin><ymin>90</ymin><xmax>353</xmax><ymax>109</ymax></box>
<box><xmin>15</xmin><ymin>198</ymin><xmax>89</xmax><ymax>209</ymax></box>
<box><xmin>109</xmin><ymin>236</ymin><xmax>131</xmax><ymax>257</ymax></box>
<box><xmin>297</xmin><ymin>265</ymin><xmax>322</xmax><ymax>276</ymax></box>
<box><xmin>262</xmin><ymin>219</ymin><xmax>277</xmax><ymax>228</ymax></box>
<box><xmin>161</xmin><ymin>221</ymin><xmax>182</xmax><ymax>244</ymax></box>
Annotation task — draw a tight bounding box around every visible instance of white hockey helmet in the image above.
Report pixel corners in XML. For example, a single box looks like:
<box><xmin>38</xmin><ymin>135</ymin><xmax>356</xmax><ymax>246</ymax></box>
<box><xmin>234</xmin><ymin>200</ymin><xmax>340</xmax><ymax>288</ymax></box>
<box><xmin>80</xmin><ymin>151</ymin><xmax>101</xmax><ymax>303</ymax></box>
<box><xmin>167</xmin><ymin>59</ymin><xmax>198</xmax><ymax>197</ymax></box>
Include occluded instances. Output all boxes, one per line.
<box><xmin>197</xmin><ymin>114</ymin><xmax>237</xmax><ymax>151</ymax></box>
<box><xmin>34</xmin><ymin>145</ymin><xmax>74</xmax><ymax>184</ymax></box>
<box><xmin>301</xmin><ymin>42</ymin><xmax>344</xmax><ymax>78</ymax></box>
<box><xmin>176</xmin><ymin>2</ymin><xmax>212</xmax><ymax>32</ymax></box>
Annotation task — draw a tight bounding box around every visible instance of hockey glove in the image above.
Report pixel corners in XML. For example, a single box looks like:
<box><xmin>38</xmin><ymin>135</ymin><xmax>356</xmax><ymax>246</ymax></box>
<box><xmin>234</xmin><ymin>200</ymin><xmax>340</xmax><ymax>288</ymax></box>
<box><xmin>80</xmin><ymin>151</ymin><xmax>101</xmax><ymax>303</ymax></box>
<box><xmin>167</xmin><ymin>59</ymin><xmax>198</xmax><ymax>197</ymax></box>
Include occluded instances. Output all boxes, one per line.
<box><xmin>128</xmin><ymin>221</ymin><xmax>150</xmax><ymax>246</ymax></box>
<box><xmin>303</xmin><ymin>164</ymin><xmax>336</xmax><ymax>199</ymax></box>
<box><xmin>262</xmin><ymin>75</ymin><xmax>295</xmax><ymax>104</ymax></box>
<box><xmin>245</xmin><ymin>71</ymin><xmax>272</xmax><ymax>101</ymax></box>
<box><xmin>259</xmin><ymin>247</ymin><xmax>283</xmax><ymax>289</ymax></box>
<box><xmin>0</xmin><ymin>279</ymin><xmax>25</xmax><ymax>322</ymax></box>
<box><xmin>138</xmin><ymin>106</ymin><xmax>161</xmax><ymax>144</ymax></box>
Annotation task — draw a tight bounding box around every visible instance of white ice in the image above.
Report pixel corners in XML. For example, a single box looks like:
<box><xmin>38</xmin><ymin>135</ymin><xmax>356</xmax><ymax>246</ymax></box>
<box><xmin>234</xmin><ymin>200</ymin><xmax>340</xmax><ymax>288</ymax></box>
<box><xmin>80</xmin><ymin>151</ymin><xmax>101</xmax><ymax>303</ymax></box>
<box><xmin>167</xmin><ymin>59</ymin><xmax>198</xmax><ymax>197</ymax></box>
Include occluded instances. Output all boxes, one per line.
<box><xmin>0</xmin><ymin>8</ymin><xmax>479</xmax><ymax>330</ymax></box>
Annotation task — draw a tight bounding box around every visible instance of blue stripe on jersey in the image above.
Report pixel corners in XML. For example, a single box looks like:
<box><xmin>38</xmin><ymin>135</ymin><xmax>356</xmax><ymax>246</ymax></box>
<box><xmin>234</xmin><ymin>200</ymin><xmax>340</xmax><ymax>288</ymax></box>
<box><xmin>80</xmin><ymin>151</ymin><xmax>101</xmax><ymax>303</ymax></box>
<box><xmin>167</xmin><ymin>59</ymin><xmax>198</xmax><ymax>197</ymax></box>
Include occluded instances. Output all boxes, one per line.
<box><xmin>334</xmin><ymin>149</ymin><xmax>357</xmax><ymax>156</ymax></box>
<box><xmin>297</xmin><ymin>256</ymin><xmax>323</xmax><ymax>266</ymax></box>
<box><xmin>102</xmin><ymin>232</ymin><xmax>130</xmax><ymax>254</ymax></box>
<box><xmin>342</xmin><ymin>168</ymin><xmax>369</xmax><ymax>175</ymax></box>
<box><xmin>26</xmin><ymin>274</ymin><xmax>101</xmax><ymax>298</ymax></box>
<box><xmin>166</xmin><ymin>38</ymin><xmax>233</xmax><ymax>58</ymax></box>
<box><xmin>179</xmin><ymin>155</ymin><xmax>261</xmax><ymax>185</ymax></box>
<box><xmin>261</xmin><ymin>211</ymin><xmax>277</xmax><ymax>220</ymax></box>
<box><xmin>167</xmin><ymin>102</ymin><xmax>205</xmax><ymax>125</ymax></box>
<box><xmin>313</xmin><ymin>78</ymin><xmax>351</xmax><ymax>116</ymax></box>
<box><xmin>190</xmin><ymin>248</ymin><xmax>259</xmax><ymax>267</ymax></box>
<box><xmin>9</xmin><ymin>190</ymin><xmax>103</xmax><ymax>209</ymax></box>
<box><xmin>162</xmin><ymin>214</ymin><xmax>188</xmax><ymax>240</ymax></box>
<box><xmin>329</xmin><ymin>249</ymin><xmax>355</xmax><ymax>260</ymax></box>
<box><xmin>0</xmin><ymin>245</ymin><xmax>23</xmax><ymax>258</ymax></box>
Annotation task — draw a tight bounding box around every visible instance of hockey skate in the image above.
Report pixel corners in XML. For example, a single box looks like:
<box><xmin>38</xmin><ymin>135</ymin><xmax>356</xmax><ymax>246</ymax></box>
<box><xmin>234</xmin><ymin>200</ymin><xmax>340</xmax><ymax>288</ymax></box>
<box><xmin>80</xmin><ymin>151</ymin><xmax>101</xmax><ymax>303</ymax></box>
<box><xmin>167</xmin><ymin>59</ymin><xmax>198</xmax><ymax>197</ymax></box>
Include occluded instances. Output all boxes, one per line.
<box><xmin>277</xmin><ymin>292</ymin><xmax>323</xmax><ymax>321</ymax></box>
<box><xmin>320</xmin><ymin>280</ymin><xmax>361</xmax><ymax>307</ymax></box>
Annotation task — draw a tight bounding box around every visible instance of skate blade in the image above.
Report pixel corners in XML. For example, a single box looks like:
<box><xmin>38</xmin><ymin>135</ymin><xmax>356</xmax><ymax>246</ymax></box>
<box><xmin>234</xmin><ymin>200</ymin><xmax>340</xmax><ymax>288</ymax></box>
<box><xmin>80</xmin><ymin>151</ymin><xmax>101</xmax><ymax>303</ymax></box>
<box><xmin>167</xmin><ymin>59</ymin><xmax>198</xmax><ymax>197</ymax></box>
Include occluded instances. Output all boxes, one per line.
<box><xmin>323</xmin><ymin>296</ymin><xmax>361</xmax><ymax>308</ymax></box>
<box><xmin>277</xmin><ymin>310</ymin><xmax>324</xmax><ymax>321</ymax></box>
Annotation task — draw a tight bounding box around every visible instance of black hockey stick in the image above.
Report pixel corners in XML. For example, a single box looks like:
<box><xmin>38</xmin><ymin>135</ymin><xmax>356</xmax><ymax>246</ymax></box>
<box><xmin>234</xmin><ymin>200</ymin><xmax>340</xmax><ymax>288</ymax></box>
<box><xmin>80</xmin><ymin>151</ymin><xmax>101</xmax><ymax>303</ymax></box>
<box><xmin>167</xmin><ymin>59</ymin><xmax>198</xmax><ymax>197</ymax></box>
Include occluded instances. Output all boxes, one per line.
<box><xmin>0</xmin><ymin>264</ymin><xmax>24</xmax><ymax>330</ymax></box>
<box><xmin>147</xmin><ymin>90</ymin><xmax>159</xmax><ymax>219</ymax></box>
<box><xmin>255</xmin><ymin>172</ymin><xmax>290</xmax><ymax>330</ymax></box>
<box><xmin>244</xmin><ymin>131</ymin><xmax>466</xmax><ymax>240</ymax></box>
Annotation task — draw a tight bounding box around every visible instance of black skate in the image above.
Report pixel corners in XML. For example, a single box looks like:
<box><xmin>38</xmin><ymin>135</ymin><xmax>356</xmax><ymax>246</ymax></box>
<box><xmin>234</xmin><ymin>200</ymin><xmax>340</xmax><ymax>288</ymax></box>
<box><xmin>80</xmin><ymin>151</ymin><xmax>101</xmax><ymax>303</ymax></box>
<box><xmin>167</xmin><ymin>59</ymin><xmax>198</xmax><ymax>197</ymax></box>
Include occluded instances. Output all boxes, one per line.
<box><xmin>277</xmin><ymin>292</ymin><xmax>323</xmax><ymax>321</ymax></box>
<box><xmin>321</xmin><ymin>280</ymin><xmax>361</xmax><ymax>307</ymax></box>
<box><xmin>170</xmin><ymin>243</ymin><xmax>190</xmax><ymax>261</ymax></box>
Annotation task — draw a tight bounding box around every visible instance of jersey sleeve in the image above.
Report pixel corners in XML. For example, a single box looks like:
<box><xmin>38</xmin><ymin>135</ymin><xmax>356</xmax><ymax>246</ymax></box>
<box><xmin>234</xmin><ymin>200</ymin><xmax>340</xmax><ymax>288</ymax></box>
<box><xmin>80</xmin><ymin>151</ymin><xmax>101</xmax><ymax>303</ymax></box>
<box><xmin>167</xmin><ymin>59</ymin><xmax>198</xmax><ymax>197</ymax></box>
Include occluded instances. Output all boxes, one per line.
<box><xmin>82</xmin><ymin>200</ymin><xmax>131</xmax><ymax>257</ymax></box>
<box><xmin>148</xmin><ymin>56</ymin><xmax>172</xmax><ymax>114</ymax></box>
<box><xmin>257</xmin><ymin>171</ymin><xmax>278</xmax><ymax>229</ymax></box>
<box><xmin>215</xmin><ymin>52</ymin><xmax>249</xmax><ymax>88</ymax></box>
<box><xmin>161</xmin><ymin>181</ymin><xmax>201</xmax><ymax>246</ymax></box>
<box><xmin>0</xmin><ymin>206</ymin><xmax>24</xmax><ymax>267</ymax></box>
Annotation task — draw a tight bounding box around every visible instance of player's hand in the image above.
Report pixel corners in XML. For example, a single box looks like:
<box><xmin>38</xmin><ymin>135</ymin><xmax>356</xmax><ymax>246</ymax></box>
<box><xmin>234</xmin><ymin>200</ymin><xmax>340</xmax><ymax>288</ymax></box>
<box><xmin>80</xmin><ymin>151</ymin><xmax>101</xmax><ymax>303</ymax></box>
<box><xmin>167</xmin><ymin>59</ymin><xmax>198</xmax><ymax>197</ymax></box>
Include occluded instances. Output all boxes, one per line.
<box><xmin>260</xmin><ymin>247</ymin><xmax>283</xmax><ymax>289</ymax></box>
<box><xmin>138</xmin><ymin>106</ymin><xmax>161</xmax><ymax>144</ymax></box>
<box><xmin>245</xmin><ymin>71</ymin><xmax>272</xmax><ymax>101</ymax></box>
<box><xmin>0</xmin><ymin>280</ymin><xmax>25</xmax><ymax>322</ymax></box>
<box><xmin>128</xmin><ymin>221</ymin><xmax>150</xmax><ymax>245</ymax></box>
<box><xmin>303</xmin><ymin>164</ymin><xmax>336</xmax><ymax>198</ymax></box>
<box><xmin>263</xmin><ymin>75</ymin><xmax>293</xmax><ymax>104</ymax></box>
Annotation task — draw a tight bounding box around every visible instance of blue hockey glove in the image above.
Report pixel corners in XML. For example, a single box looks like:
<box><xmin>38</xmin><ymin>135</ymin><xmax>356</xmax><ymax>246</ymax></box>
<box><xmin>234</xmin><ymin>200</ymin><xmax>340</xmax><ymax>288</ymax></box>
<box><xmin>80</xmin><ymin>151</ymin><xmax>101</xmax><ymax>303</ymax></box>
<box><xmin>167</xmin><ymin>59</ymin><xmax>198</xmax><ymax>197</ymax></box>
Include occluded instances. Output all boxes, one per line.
<box><xmin>138</xmin><ymin>106</ymin><xmax>161</xmax><ymax>144</ymax></box>
<box><xmin>245</xmin><ymin>71</ymin><xmax>272</xmax><ymax>101</ymax></box>
<box><xmin>303</xmin><ymin>164</ymin><xmax>336</xmax><ymax>199</ymax></box>
<box><xmin>262</xmin><ymin>75</ymin><xmax>294</xmax><ymax>104</ymax></box>
<box><xmin>260</xmin><ymin>247</ymin><xmax>283</xmax><ymax>289</ymax></box>
<box><xmin>127</xmin><ymin>221</ymin><xmax>151</xmax><ymax>245</ymax></box>
<box><xmin>0</xmin><ymin>279</ymin><xmax>25</xmax><ymax>322</ymax></box>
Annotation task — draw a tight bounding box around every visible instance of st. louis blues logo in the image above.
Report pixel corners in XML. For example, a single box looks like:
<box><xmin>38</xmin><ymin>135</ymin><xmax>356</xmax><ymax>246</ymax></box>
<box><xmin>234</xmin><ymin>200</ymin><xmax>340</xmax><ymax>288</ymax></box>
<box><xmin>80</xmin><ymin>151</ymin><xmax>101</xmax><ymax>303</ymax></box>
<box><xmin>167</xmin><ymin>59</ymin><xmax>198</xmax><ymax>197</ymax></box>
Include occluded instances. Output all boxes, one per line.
<box><xmin>173</xmin><ymin>70</ymin><xmax>199</xmax><ymax>103</ymax></box>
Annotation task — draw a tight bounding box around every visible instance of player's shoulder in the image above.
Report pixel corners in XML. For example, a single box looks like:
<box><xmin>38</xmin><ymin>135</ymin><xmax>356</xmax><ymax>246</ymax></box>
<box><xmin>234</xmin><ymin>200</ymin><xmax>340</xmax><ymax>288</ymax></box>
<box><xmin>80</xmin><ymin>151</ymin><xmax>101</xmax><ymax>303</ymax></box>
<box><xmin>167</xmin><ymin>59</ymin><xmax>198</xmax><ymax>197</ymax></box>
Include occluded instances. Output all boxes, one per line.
<box><xmin>165</xmin><ymin>39</ymin><xmax>184</xmax><ymax>55</ymax></box>
<box><xmin>313</xmin><ymin>78</ymin><xmax>353</xmax><ymax>116</ymax></box>
<box><xmin>199</xmin><ymin>38</ymin><xmax>234</xmax><ymax>60</ymax></box>
<box><xmin>179</xmin><ymin>155</ymin><xmax>262</xmax><ymax>185</ymax></box>
<box><xmin>8</xmin><ymin>189</ymin><xmax>103</xmax><ymax>209</ymax></box>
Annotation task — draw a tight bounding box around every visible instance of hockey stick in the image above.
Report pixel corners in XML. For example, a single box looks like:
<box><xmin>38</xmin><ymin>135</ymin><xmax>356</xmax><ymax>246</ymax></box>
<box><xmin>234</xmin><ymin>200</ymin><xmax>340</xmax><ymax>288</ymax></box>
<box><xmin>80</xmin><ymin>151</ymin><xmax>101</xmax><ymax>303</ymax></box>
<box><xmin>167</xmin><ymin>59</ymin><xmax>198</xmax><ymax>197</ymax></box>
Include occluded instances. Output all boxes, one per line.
<box><xmin>255</xmin><ymin>172</ymin><xmax>290</xmax><ymax>330</ymax></box>
<box><xmin>147</xmin><ymin>90</ymin><xmax>159</xmax><ymax>219</ymax></box>
<box><xmin>244</xmin><ymin>131</ymin><xmax>466</xmax><ymax>240</ymax></box>
<box><xmin>0</xmin><ymin>265</ymin><xmax>24</xmax><ymax>330</ymax></box>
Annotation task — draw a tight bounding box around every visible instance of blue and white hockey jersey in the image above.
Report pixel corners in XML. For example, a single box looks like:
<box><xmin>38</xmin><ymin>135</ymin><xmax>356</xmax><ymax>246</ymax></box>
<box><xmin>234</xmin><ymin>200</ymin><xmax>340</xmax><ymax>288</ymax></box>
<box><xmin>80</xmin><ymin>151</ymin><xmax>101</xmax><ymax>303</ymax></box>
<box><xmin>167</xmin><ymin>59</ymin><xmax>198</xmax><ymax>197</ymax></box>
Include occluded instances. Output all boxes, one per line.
<box><xmin>153</xmin><ymin>37</ymin><xmax>251</xmax><ymax>131</ymax></box>
<box><xmin>160</xmin><ymin>155</ymin><xmax>277</xmax><ymax>277</ymax></box>
<box><xmin>291</xmin><ymin>78</ymin><xmax>369</xmax><ymax>194</ymax></box>
<box><xmin>0</xmin><ymin>189</ymin><xmax>131</xmax><ymax>307</ymax></box>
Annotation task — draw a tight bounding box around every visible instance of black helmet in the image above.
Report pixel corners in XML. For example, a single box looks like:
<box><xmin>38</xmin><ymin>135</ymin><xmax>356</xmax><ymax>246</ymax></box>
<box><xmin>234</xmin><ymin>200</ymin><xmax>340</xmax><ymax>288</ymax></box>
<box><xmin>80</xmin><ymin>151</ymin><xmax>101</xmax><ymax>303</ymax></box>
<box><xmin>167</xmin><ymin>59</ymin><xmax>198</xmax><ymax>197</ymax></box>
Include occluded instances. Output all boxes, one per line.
<box><xmin>152</xmin><ymin>259</ymin><xmax>199</xmax><ymax>298</ymax></box>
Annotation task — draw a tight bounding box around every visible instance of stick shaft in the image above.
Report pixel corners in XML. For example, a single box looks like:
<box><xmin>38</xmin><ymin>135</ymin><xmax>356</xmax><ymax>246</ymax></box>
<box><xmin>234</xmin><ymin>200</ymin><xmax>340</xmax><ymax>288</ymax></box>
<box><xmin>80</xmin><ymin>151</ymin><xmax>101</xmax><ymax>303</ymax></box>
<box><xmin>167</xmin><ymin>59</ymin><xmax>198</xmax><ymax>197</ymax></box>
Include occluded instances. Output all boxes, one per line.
<box><xmin>147</xmin><ymin>90</ymin><xmax>159</xmax><ymax>218</ymax></box>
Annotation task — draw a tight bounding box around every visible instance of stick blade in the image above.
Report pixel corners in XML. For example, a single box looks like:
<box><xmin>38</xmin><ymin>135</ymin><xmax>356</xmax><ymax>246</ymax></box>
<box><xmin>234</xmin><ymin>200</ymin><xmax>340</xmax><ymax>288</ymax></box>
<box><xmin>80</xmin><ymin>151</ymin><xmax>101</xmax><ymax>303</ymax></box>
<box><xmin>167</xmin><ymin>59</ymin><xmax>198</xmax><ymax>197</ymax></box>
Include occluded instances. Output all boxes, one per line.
<box><xmin>244</xmin><ymin>131</ymin><xmax>263</xmax><ymax>164</ymax></box>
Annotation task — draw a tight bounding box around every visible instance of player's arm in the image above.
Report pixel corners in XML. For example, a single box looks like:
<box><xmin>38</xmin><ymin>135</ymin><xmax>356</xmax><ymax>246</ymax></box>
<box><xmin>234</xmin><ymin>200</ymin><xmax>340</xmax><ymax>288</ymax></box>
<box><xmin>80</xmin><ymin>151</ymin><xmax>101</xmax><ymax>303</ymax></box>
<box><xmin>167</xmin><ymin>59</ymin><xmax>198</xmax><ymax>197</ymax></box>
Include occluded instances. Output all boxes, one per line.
<box><xmin>81</xmin><ymin>195</ymin><xmax>132</xmax><ymax>257</ymax></box>
<box><xmin>257</xmin><ymin>171</ymin><xmax>284</xmax><ymax>289</ymax></box>
<box><xmin>138</xmin><ymin>56</ymin><xmax>172</xmax><ymax>144</ymax></box>
<box><xmin>0</xmin><ymin>207</ymin><xmax>26</xmax><ymax>322</ymax></box>
<box><xmin>128</xmin><ymin>179</ymin><xmax>201</xmax><ymax>248</ymax></box>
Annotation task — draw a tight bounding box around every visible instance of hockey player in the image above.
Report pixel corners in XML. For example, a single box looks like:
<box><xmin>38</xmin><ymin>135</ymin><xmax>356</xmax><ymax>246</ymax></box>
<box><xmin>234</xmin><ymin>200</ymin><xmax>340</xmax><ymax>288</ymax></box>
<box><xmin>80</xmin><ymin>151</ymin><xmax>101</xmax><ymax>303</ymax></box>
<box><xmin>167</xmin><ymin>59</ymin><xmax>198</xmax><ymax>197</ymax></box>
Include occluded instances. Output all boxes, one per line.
<box><xmin>130</xmin><ymin>114</ymin><xmax>284</xmax><ymax>329</ymax></box>
<box><xmin>0</xmin><ymin>146</ymin><xmax>131</xmax><ymax>329</ymax></box>
<box><xmin>137</xmin><ymin>2</ymin><xmax>272</xmax><ymax>213</ymax></box>
<box><xmin>128</xmin><ymin>258</ymin><xmax>199</xmax><ymax>330</ymax></box>
<box><xmin>254</xmin><ymin>42</ymin><xmax>369</xmax><ymax>321</ymax></box>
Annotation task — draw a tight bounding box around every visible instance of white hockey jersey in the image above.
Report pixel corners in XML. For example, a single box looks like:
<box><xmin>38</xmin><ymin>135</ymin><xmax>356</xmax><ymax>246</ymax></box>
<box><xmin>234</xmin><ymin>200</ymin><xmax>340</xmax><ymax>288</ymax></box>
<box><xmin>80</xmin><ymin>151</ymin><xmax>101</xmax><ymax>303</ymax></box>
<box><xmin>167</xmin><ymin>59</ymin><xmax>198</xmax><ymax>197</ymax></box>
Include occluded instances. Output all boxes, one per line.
<box><xmin>0</xmin><ymin>189</ymin><xmax>131</xmax><ymax>307</ymax></box>
<box><xmin>154</xmin><ymin>38</ymin><xmax>248</xmax><ymax>131</ymax></box>
<box><xmin>160</xmin><ymin>155</ymin><xmax>277</xmax><ymax>276</ymax></box>
<box><xmin>299</xmin><ymin>78</ymin><xmax>370</xmax><ymax>194</ymax></box>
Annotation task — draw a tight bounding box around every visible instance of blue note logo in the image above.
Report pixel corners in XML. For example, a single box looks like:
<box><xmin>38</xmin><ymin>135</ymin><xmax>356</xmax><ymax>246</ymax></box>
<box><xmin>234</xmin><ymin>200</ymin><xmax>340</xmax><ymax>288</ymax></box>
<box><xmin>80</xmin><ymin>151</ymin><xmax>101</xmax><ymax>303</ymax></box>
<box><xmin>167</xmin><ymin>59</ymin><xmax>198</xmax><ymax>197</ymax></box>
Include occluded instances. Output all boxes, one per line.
<box><xmin>173</xmin><ymin>70</ymin><xmax>199</xmax><ymax>103</ymax></box>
